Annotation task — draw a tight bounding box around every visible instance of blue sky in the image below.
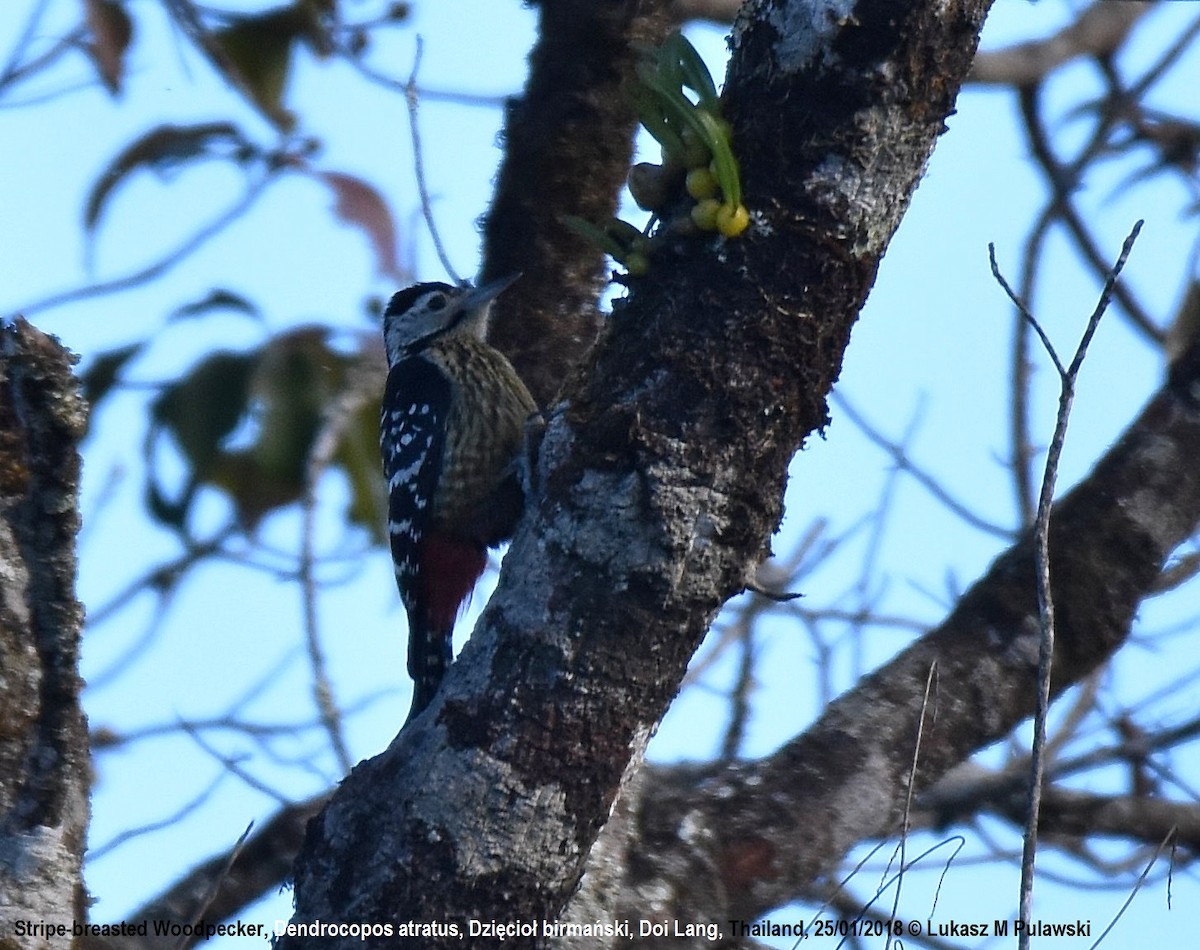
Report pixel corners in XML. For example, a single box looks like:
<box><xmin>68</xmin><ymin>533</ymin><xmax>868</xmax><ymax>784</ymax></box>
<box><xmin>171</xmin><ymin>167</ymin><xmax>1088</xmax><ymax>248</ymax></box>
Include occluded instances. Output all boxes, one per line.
<box><xmin>3</xmin><ymin>1</ymin><xmax>1199</xmax><ymax>945</ymax></box>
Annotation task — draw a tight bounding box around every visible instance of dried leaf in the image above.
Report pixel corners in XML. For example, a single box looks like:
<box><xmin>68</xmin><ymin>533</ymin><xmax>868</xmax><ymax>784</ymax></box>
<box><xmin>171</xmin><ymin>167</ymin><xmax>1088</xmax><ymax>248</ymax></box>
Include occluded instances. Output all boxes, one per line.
<box><xmin>84</xmin><ymin>0</ymin><xmax>134</xmax><ymax>95</ymax></box>
<box><xmin>318</xmin><ymin>171</ymin><xmax>401</xmax><ymax>278</ymax></box>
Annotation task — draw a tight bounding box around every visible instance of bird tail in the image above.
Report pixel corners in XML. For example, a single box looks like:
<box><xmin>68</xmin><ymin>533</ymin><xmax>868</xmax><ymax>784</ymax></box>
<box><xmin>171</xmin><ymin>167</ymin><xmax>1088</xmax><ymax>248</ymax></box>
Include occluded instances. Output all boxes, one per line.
<box><xmin>403</xmin><ymin>536</ymin><xmax>487</xmax><ymax>724</ymax></box>
<box><xmin>405</xmin><ymin>616</ymin><xmax>452</xmax><ymax>723</ymax></box>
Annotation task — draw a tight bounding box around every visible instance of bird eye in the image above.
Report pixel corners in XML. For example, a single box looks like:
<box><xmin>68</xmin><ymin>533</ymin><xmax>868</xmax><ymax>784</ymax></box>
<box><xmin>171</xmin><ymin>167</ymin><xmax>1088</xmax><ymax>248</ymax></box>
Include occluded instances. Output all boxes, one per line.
<box><xmin>427</xmin><ymin>294</ymin><xmax>447</xmax><ymax>311</ymax></box>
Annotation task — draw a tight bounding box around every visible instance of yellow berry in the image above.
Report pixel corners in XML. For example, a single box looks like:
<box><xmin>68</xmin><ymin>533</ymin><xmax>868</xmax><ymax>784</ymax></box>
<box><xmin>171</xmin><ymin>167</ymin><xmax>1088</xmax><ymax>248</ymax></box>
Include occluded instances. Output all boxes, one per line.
<box><xmin>716</xmin><ymin>203</ymin><xmax>750</xmax><ymax>237</ymax></box>
<box><xmin>685</xmin><ymin>167</ymin><xmax>719</xmax><ymax>200</ymax></box>
<box><xmin>690</xmin><ymin>198</ymin><xmax>721</xmax><ymax>231</ymax></box>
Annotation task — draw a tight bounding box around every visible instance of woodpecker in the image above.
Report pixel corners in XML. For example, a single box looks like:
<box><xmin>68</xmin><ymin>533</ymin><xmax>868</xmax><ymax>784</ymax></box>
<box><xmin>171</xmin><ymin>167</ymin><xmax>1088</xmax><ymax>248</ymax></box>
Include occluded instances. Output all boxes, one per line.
<box><xmin>380</xmin><ymin>277</ymin><xmax>537</xmax><ymax>723</ymax></box>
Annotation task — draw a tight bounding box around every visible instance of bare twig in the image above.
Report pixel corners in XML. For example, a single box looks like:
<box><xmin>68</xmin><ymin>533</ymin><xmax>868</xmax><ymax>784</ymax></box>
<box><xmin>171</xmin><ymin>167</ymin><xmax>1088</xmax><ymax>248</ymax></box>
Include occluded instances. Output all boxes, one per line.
<box><xmin>181</xmin><ymin>723</ymin><xmax>292</xmax><ymax>805</ymax></box>
<box><xmin>990</xmin><ymin>220</ymin><xmax>1143</xmax><ymax>950</ymax></box>
<box><xmin>0</xmin><ymin>0</ymin><xmax>52</xmax><ymax>86</ymax></box>
<box><xmin>0</xmin><ymin>4</ymin><xmax>87</xmax><ymax>98</ymax></box>
<box><xmin>94</xmin><ymin>794</ymin><xmax>331</xmax><ymax>948</ymax></box>
<box><xmin>848</xmin><ymin>400</ymin><xmax>922</xmax><ymax>677</ymax></box>
<box><xmin>1010</xmin><ymin>192</ymin><xmax>1043</xmax><ymax>528</ymax></box>
<box><xmin>718</xmin><ymin>620</ymin><xmax>754</xmax><ymax>761</ymax></box>
<box><xmin>90</xmin><ymin>772</ymin><xmax>228</xmax><ymax>861</ymax></box>
<box><xmin>296</xmin><ymin>366</ymin><xmax>380</xmax><ymax>777</ymax></box>
<box><xmin>885</xmin><ymin>661</ymin><xmax>939</xmax><ymax>950</ymax></box>
<box><xmin>406</xmin><ymin>37</ymin><xmax>461</xmax><ymax>284</ymax></box>
<box><xmin>833</xmin><ymin>392</ymin><xmax>1013</xmax><ymax>540</ymax></box>
<box><xmin>1015</xmin><ymin>86</ymin><xmax>1161</xmax><ymax>346</ymax></box>
<box><xmin>1088</xmin><ymin>828</ymin><xmax>1178</xmax><ymax>950</ymax></box>
<box><xmin>177</xmin><ymin>822</ymin><xmax>254</xmax><ymax>950</ymax></box>
<box><xmin>10</xmin><ymin>174</ymin><xmax>274</xmax><ymax>318</ymax></box>
<box><xmin>1124</xmin><ymin>13</ymin><xmax>1200</xmax><ymax>107</ymax></box>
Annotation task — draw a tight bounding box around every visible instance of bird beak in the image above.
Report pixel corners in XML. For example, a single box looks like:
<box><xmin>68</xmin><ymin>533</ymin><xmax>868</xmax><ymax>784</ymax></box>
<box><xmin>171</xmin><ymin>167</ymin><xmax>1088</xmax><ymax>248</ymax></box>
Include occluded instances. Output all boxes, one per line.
<box><xmin>464</xmin><ymin>273</ymin><xmax>521</xmax><ymax>309</ymax></box>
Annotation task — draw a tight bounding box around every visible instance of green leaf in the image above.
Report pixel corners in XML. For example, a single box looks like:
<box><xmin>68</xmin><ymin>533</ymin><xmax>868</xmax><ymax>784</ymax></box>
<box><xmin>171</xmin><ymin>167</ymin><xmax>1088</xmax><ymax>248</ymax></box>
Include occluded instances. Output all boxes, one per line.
<box><xmin>169</xmin><ymin>289</ymin><xmax>262</xmax><ymax>323</ymax></box>
<box><xmin>149</xmin><ymin>351</ymin><xmax>258</xmax><ymax>481</ymax></box>
<box><xmin>80</xmin><ymin>342</ymin><xmax>144</xmax><ymax>414</ymax></box>
<box><xmin>336</xmin><ymin>393</ymin><xmax>389</xmax><ymax>542</ymax></box>
<box><xmin>84</xmin><ymin>122</ymin><xmax>251</xmax><ymax>234</ymax></box>
<box><xmin>666</xmin><ymin>32</ymin><xmax>719</xmax><ymax>112</ymax></box>
<box><xmin>212</xmin><ymin>6</ymin><xmax>306</xmax><ymax>130</ymax></box>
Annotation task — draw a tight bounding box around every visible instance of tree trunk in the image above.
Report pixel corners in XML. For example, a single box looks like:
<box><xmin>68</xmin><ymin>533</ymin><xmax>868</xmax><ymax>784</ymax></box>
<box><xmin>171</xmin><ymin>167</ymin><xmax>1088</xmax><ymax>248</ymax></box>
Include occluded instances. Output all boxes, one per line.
<box><xmin>0</xmin><ymin>319</ymin><xmax>89</xmax><ymax>945</ymax></box>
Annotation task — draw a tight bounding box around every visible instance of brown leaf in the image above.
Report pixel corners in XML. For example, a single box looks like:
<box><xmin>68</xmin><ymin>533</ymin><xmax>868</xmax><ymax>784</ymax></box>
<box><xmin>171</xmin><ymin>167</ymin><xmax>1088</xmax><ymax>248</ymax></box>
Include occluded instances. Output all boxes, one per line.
<box><xmin>84</xmin><ymin>0</ymin><xmax>133</xmax><ymax>95</ymax></box>
<box><xmin>317</xmin><ymin>171</ymin><xmax>401</xmax><ymax>278</ymax></box>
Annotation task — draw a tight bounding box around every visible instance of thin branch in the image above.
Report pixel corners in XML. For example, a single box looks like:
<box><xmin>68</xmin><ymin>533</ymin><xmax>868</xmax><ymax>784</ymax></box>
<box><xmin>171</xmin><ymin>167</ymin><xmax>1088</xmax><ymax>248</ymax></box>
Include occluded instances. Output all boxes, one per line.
<box><xmin>846</xmin><ymin>400</ymin><xmax>922</xmax><ymax>677</ymax></box>
<box><xmin>88</xmin><ymin>795</ymin><xmax>330</xmax><ymax>949</ymax></box>
<box><xmin>181</xmin><ymin>723</ymin><xmax>292</xmax><ymax>805</ymax></box>
<box><xmin>1124</xmin><ymin>13</ymin><xmax>1200</xmax><ymax>108</ymax></box>
<box><xmin>296</xmin><ymin>368</ymin><xmax>380</xmax><ymax>777</ymax></box>
<box><xmin>329</xmin><ymin>16</ymin><xmax>509</xmax><ymax>111</ymax></box>
<box><xmin>406</xmin><ymin>37</ymin><xmax>461</xmax><ymax>284</ymax></box>
<box><xmin>85</xmin><ymin>527</ymin><xmax>238</xmax><ymax>690</ymax></box>
<box><xmin>90</xmin><ymin>772</ymin><xmax>228</xmax><ymax>861</ymax></box>
<box><xmin>990</xmin><ymin>221</ymin><xmax>1143</xmax><ymax>950</ymax></box>
<box><xmin>718</xmin><ymin>618</ymin><xmax>754</xmax><ymax>761</ymax></box>
<box><xmin>1010</xmin><ymin>183</ymin><xmax>1043</xmax><ymax>528</ymax></box>
<box><xmin>989</xmin><ymin>240</ymin><xmax>1067</xmax><ymax>379</ymax></box>
<box><xmin>178</xmin><ymin>822</ymin><xmax>254</xmax><ymax>950</ymax></box>
<box><xmin>0</xmin><ymin>7</ymin><xmax>87</xmax><ymax>99</ymax></box>
<box><xmin>297</xmin><ymin>492</ymin><xmax>352</xmax><ymax>774</ymax></box>
<box><xmin>10</xmin><ymin>174</ymin><xmax>274</xmax><ymax>319</ymax></box>
<box><xmin>887</xmin><ymin>662</ymin><xmax>939</xmax><ymax>950</ymax></box>
<box><xmin>1016</xmin><ymin>82</ymin><xmax>1161</xmax><ymax>345</ymax></box>
<box><xmin>968</xmin><ymin>3</ymin><xmax>1148</xmax><ymax>87</ymax></box>
<box><xmin>832</xmin><ymin>392</ymin><xmax>1013</xmax><ymax>540</ymax></box>
<box><xmin>0</xmin><ymin>0</ymin><xmax>52</xmax><ymax>86</ymax></box>
<box><xmin>1087</xmin><ymin>829</ymin><xmax>1178</xmax><ymax>950</ymax></box>
<box><xmin>84</xmin><ymin>526</ymin><xmax>236</xmax><ymax>624</ymax></box>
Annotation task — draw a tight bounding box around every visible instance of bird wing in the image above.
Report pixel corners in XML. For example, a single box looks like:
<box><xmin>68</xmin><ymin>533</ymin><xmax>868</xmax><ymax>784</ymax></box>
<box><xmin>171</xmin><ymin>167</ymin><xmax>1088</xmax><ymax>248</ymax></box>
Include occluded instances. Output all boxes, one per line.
<box><xmin>380</xmin><ymin>357</ymin><xmax>451</xmax><ymax>613</ymax></box>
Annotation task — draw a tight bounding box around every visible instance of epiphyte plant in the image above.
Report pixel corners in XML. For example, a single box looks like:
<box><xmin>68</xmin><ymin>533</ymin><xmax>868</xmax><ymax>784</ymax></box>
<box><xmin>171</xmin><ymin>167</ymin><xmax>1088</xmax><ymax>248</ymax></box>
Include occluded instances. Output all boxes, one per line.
<box><xmin>567</xmin><ymin>31</ymin><xmax>749</xmax><ymax>278</ymax></box>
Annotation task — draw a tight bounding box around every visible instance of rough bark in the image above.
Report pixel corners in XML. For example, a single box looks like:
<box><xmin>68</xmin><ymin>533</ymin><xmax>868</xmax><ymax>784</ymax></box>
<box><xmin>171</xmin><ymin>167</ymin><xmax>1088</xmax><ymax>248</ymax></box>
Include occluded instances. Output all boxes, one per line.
<box><xmin>0</xmin><ymin>319</ymin><xmax>88</xmax><ymax>948</ymax></box>
<box><xmin>280</xmin><ymin>1</ymin><xmax>993</xmax><ymax>947</ymax></box>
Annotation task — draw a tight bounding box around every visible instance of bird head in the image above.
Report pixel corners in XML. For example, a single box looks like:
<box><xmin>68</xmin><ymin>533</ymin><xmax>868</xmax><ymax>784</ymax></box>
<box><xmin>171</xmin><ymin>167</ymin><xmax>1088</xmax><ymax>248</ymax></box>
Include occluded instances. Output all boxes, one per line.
<box><xmin>382</xmin><ymin>275</ymin><xmax>518</xmax><ymax>365</ymax></box>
